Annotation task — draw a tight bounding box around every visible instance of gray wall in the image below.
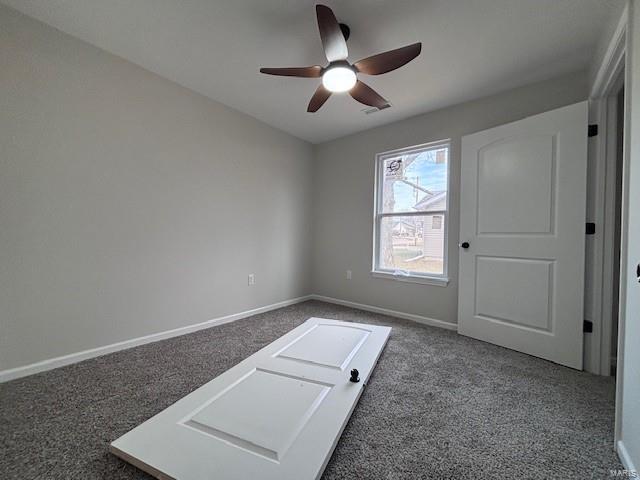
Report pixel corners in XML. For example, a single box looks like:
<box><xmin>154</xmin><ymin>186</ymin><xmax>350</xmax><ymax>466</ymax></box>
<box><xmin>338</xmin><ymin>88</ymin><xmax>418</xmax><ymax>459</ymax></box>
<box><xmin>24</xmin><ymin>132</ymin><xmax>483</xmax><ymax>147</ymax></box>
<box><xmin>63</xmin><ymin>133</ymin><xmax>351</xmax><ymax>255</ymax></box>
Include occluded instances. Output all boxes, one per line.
<box><xmin>312</xmin><ymin>71</ymin><xmax>589</xmax><ymax>324</ymax></box>
<box><xmin>0</xmin><ymin>6</ymin><xmax>314</xmax><ymax>371</ymax></box>
<box><xmin>0</xmin><ymin>4</ymin><xmax>596</xmax><ymax>374</ymax></box>
<box><xmin>620</xmin><ymin>0</ymin><xmax>640</xmax><ymax>468</ymax></box>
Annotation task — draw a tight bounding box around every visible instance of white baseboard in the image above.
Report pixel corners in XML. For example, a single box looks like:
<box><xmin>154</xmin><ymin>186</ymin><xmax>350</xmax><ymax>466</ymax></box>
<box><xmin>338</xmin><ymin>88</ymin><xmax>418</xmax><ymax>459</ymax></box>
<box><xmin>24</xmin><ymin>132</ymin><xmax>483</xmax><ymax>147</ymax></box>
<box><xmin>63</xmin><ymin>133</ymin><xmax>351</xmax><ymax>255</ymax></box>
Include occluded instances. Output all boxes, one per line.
<box><xmin>0</xmin><ymin>295</ymin><xmax>313</xmax><ymax>383</ymax></box>
<box><xmin>310</xmin><ymin>294</ymin><xmax>457</xmax><ymax>331</ymax></box>
<box><xmin>617</xmin><ymin>440</ymin><xmax>638</xmax><ymax>475</ymax></box>
<box><xmin>1</xmin><ymin>293</ymin><xmax>456</xmax><ymax>383</ymax></box>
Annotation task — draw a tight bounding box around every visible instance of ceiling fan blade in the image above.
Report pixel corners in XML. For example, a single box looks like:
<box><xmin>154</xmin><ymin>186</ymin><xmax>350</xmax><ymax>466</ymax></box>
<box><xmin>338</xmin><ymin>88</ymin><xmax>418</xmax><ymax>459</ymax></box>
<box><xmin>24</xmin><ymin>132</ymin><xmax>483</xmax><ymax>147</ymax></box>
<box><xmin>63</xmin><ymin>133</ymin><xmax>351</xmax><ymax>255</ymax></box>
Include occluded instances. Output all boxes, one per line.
<box><xmin>354</xmin><ymin>42</ymin><xmax>422</xmax><ymax>75</ymax></box>
<box><xmin>307</xmin><ymin>84</ymin><xmax>332</xmax><ymax>112</ymax></box>
<box><xmin>349</xmin><ymin>80</ymin><xmax>389</xmax><ymax>109</ymax></box>
<box><xmin>316</xmin><ymin>4</ymin><xmax>348</xmax><ymax>62</ymax></box>
<box><xmin>259</xmin><ymin>66</ymin><xmax>323</xmax><ymax>78</ymax></box>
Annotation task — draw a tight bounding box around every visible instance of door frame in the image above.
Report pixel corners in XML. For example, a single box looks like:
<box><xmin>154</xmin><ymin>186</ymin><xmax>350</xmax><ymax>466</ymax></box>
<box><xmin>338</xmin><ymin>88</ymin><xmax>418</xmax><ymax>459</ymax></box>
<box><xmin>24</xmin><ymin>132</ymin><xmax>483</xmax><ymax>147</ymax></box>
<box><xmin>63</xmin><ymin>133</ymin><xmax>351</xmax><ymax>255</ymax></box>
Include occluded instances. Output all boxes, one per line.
<box><xmin>587</xmin><ymin>4</ymin><xmax>627</xmax><ymax>377</ymax></box>
<box><xmin>588</xmin><ymin>2</ymin><xmax>629</xmax><ymax>448</ymax></box>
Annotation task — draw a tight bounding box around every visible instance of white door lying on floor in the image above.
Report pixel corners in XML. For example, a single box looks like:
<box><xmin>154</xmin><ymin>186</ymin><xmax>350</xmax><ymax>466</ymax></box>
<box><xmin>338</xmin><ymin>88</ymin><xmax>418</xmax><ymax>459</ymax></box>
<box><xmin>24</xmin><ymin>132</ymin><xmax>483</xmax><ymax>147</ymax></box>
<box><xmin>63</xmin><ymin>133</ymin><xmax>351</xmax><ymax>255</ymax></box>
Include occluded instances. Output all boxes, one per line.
<box><xmin>458</xmin><ymin>101</ymin><xmax>588</xmax><ymax>369</ymax></box>
<box><xmin>110</xmin><ymin>318</ymin><xmax>391</xmax><ymax>480</ymax></box>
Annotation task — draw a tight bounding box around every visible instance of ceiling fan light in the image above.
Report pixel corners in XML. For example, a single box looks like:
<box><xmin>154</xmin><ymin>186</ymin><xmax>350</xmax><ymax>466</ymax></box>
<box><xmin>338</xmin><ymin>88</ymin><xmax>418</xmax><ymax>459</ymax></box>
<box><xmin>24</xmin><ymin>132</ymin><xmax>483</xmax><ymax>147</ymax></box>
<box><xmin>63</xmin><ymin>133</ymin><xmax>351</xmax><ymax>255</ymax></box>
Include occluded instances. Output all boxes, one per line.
<box><xmin>322</xmin><ymin>66</ymin><xmax>357</xmax><ymax>92</ymax></box>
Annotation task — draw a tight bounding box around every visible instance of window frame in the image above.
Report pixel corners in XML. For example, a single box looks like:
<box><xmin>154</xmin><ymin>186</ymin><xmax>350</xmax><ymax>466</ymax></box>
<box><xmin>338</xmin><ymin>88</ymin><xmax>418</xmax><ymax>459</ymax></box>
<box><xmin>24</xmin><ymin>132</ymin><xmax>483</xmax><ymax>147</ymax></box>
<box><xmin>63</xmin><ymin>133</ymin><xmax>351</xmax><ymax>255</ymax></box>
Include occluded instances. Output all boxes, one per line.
<box><xmin>371</xmin><ymin>140</ymin><xmax>451</xmax><ymax>287</ymax></box>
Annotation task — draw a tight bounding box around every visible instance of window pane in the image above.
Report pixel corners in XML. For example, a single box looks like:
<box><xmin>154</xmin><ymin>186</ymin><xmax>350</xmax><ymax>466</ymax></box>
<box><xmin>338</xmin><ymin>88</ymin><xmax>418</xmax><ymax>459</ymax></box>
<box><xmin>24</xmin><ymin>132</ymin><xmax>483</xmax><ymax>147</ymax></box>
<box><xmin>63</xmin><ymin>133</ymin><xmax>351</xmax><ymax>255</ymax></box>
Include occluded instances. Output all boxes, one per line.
<box><xmin>380</xmin><ymin>147</ymin><xmax>448</xmax><ymax>214</ymax></box>
<box><xmin>379</xmin><ymin>215</ymin><xmax>445</xmax><ymax>275</ymax></box>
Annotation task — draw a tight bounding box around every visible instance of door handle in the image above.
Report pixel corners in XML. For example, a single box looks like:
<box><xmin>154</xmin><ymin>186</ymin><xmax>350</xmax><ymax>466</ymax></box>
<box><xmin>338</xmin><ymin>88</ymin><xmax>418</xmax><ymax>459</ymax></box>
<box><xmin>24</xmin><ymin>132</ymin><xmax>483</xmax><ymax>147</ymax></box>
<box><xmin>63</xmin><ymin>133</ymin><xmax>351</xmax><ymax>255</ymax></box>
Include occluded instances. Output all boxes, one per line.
<box><xmin>459</xmin><ymin>241</ymin><xmax>470</xmax><ymax>249</ymax></box>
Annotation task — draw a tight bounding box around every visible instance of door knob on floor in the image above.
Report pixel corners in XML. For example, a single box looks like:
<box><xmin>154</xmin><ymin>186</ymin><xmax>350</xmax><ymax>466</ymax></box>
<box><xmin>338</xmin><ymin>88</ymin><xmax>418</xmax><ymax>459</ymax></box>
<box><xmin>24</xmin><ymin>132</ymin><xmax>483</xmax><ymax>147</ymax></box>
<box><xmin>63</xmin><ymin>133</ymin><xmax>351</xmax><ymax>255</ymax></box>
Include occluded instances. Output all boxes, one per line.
<box><xmin>460</xmin><ymin>241</ymin><xmax>470</xmax><ymax>249</ymax></box>
<box><xmin>350</xmin><ymin>369</ymin><xmax>360</xmax><ymax>383</ymax></box>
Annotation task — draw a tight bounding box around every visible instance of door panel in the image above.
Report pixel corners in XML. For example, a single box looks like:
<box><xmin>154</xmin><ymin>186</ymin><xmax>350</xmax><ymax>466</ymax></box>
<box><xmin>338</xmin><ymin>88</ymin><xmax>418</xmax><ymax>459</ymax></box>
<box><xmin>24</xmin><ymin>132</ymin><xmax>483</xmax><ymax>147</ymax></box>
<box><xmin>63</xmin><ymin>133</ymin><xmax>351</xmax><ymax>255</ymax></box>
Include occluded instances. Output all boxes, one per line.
<box><xmin>475</xmin><ymin>256</ymin><xmax>554</xmax><ymax>331</ymax></box>
<box><xmin>477</xmin><ymin>135</ymin><xmax>555</xmax><ymax>234</ymax></box>
<box><xmin>459</xmin><ymin>102</ymin><xmax>587</xmax><ymax>369</ymax></box>
<box><xmin>184</xmin><ymin>368</ymin><xmax>331</xmax><ymax>462</ymax></box>
<box><xmin>110</xmin><ymin>318</ymin><xmax>391</xmax><ymax>480</ymax></box>
<box><xmin>274</xmin><ymin>323</ymin><xmax>370</xmax><ymax>370</ymax></box>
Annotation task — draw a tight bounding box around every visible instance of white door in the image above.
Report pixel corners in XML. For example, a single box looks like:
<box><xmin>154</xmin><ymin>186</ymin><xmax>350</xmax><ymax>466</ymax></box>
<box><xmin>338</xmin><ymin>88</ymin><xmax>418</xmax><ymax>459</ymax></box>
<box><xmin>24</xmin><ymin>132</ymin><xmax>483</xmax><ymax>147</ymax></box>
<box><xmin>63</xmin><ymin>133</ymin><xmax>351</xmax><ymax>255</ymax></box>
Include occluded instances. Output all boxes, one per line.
<box><xmin>110</xmin><ymin>318</ymin><xmax>391</xmax><ymax>480</ymax></box>
<box><xmin>458</xmin><ymin>102</ymin><xmax>588</xmax><ymax>369</ymax></box>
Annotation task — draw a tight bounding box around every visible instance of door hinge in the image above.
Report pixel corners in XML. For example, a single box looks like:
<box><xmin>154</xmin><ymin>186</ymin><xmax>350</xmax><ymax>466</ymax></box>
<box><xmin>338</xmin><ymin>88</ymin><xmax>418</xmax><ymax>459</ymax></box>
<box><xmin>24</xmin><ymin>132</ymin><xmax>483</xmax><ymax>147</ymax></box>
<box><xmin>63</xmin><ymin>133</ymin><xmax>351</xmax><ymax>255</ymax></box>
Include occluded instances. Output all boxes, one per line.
<box><xmin>588</xmin><ymin>124</ymin><xmax>598</xmax><ymax>137</ymax></box>
<box><xmin>583</xmin><ymin>320</ymin><xmax>593</xmax><ymax>333</ymax></box>
<box><xmin>586</xmin><ymin>222</ymin><xmax>596</xmax><ymax>235</ymax></box>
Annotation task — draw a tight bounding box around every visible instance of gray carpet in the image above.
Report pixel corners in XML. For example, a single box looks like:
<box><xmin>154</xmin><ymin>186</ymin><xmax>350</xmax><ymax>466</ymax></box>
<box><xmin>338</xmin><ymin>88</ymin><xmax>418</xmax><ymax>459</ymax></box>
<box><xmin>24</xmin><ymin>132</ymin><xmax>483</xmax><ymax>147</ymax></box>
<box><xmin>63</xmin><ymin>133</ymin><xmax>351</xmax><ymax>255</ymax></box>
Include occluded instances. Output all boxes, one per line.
<box><xmin>1</xmin><ymin>300</ymin><xmax>621</xmax><ymax>479</ymax></box>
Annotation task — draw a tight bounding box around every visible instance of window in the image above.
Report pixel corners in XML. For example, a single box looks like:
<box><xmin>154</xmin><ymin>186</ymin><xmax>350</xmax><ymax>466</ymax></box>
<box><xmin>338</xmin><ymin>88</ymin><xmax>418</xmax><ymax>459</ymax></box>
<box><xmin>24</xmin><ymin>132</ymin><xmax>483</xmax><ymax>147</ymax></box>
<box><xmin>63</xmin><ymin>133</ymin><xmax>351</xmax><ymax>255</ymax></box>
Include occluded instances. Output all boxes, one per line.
<box><xmin>372</xmin><ymin>141</ymin><xmax>449</xmax><ymax>285</ymax></box>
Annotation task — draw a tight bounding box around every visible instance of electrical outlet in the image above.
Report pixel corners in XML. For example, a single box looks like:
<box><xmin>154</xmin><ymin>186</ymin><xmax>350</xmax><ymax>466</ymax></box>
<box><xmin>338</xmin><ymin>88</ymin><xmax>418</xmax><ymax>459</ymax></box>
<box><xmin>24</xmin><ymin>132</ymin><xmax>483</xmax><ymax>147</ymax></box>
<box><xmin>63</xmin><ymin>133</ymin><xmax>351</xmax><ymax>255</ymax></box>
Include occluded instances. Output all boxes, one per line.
<box><xmin>248</xmin><ymin>274</ymin><xmax>255</xmax><ymax>286</ymax></box>
<box><xmin>346</xmin><ymin>270</ymin><xmax>352</xmax><ymax>280</ymax></box>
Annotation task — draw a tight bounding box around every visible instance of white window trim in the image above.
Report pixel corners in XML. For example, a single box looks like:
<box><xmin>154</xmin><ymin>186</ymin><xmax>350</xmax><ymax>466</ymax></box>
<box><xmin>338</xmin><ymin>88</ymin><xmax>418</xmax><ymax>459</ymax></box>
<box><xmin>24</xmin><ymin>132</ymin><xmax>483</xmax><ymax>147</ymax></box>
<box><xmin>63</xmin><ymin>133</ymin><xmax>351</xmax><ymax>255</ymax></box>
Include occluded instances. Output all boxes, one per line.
<box><xmin>371</xmin><ymin>140</ymin><xmax>451</xmax><ymax>286</ymax></box>
<box><xmin>371</xmin><ymin>271</ymin><xmax>449</xmax><ymax>286</ymax></box>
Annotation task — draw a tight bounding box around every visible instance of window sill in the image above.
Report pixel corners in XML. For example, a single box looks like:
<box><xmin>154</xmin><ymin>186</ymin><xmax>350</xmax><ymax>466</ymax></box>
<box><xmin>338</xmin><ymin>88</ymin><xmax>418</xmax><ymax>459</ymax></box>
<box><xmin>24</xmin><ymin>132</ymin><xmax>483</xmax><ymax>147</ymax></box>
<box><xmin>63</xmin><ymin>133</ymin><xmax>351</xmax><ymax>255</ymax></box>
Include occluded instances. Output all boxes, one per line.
<box><xmin>371</xmin><ymin>271</ymin><xmax>449</xmax><ymax>287</ymax></box>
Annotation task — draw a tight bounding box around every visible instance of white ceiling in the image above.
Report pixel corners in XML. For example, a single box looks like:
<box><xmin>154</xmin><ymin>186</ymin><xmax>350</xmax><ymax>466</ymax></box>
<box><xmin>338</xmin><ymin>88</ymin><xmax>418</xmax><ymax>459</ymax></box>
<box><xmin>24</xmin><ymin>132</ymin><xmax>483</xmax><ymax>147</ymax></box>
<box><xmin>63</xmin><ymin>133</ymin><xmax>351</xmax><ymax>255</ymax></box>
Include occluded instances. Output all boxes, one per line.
<box><xmin>2</xmin><ymin>0</ymin><xmax>623</xmax><ymax>143</ymax></box>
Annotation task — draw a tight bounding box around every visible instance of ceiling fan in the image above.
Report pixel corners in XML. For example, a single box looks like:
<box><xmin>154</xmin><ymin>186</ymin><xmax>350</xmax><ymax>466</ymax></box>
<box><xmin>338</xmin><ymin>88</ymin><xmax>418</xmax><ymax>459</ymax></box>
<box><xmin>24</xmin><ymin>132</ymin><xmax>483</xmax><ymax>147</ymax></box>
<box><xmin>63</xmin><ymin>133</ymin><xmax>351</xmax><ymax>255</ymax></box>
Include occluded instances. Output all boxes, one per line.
<box><xmin>260</xmin><ymin>4</ymin><xmax>422</xmax><ymax>112</ymax></box>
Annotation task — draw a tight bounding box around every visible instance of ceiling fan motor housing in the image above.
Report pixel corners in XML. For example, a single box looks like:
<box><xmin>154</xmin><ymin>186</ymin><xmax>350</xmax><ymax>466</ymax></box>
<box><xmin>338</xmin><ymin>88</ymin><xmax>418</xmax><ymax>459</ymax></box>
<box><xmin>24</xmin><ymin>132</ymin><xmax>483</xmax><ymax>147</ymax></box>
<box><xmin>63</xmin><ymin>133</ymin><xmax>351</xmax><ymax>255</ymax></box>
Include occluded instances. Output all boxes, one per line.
<box><xmin>324</xmin><ymin>59</ymin><xmax>353</xmax><ymax>72</ymax></box>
